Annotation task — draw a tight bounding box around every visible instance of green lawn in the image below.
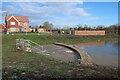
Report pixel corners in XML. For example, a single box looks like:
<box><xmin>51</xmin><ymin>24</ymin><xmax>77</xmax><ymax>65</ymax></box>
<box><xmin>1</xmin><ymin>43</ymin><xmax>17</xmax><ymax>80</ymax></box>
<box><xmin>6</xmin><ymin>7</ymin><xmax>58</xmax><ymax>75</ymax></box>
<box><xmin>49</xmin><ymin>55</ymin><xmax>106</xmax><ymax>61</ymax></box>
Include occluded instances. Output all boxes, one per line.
<box><xmin>2</xmin><ymin>35</ymin><xmax>119</xmax><ymax>79</ymax></box>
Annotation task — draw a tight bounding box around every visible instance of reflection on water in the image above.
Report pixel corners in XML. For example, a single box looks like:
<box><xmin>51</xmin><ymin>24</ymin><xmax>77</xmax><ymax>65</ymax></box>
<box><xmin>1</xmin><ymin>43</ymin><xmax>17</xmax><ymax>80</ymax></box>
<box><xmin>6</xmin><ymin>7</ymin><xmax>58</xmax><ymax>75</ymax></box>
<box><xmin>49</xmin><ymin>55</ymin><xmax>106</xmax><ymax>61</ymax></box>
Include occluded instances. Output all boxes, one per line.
<box><xmin>76</xmin><ymin>40</ymin><xmax>118</xmax><ymax>67</ymax></box>
<box><xmin>76</xmin><ymin>41</ymin><xmax>105</xmax><ymax>46</ymax></box>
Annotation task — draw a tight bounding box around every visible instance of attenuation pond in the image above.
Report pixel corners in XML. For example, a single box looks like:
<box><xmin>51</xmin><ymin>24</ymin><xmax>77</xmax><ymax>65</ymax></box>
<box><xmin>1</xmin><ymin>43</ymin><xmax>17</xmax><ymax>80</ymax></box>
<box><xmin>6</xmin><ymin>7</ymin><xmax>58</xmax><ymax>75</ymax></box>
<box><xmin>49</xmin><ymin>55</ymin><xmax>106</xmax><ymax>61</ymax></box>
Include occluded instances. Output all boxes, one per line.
<box><xmin>75</xmin><ymin>40</ymin><xmax>118</xmax><ymax>67</ymax></box>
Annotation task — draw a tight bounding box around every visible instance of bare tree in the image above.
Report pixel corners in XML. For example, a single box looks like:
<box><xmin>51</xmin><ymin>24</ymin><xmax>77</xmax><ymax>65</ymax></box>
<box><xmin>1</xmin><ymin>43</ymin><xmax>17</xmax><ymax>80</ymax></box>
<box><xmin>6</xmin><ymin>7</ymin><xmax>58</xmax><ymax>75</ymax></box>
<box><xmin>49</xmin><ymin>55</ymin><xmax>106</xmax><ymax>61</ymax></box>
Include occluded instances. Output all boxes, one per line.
<box><xmin>63</xmin><ymin>26</ymin><xmax>71</xmax><ymax>30</ymax></box>
<box><xmin>96</xmin><ymin>25</ymin><xmax>104</xmax><ymax>30</ymax></box>
<box><xmin>77</xmin><ymin>24</ymin><xmax>82</xmax><ymax>30</ymax></box>
<box><xmin>39</xmin><ymin>25</ymin><xmax>43</xmax><ymax>28</ymax></box>
<box><xmin>74</xmin><ymin>27</ymin><xmax>78</xmax><ymax>30</ymax></box>
<box><xmin>43</xmin><ymin>22</ymin><xmax>53</xmax><ymax>32</ymax></box>
<box><xmin>84</xmin><ymin>24</ymin><xmax>88</xmax><ymax>31</ymax></box>
<box><xmin>109</xmin><ymin>24</ymin><xmax>118</xmax><ymax>30</ymax></box>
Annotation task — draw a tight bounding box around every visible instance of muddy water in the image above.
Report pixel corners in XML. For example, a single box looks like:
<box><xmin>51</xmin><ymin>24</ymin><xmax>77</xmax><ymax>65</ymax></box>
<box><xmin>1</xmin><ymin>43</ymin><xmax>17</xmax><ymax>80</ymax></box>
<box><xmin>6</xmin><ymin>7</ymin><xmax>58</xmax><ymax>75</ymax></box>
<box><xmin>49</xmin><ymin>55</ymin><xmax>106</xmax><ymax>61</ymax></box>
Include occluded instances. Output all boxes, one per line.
<box><xmin>75</xmin><ymin>40</ymin><xmax>118</xmax><ymax>67</ymax></box>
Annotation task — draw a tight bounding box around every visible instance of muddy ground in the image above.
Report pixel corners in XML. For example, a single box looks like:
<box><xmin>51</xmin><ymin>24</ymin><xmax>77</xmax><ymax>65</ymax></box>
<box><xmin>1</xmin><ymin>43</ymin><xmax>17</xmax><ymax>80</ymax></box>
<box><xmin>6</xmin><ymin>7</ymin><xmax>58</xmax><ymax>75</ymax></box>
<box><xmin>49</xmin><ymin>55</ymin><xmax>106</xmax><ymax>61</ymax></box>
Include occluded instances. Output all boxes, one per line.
<box><xmin>33</xmin><ymin>44</ymin><xmax>80</xmax><ymax>62</ymax></box>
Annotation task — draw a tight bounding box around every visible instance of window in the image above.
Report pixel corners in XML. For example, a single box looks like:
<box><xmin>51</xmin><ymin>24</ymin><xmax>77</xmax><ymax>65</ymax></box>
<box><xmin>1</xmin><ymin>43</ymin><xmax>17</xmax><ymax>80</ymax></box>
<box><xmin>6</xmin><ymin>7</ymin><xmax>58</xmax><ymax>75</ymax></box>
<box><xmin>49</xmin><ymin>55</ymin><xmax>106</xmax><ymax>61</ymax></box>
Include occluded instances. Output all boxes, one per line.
<box><xmin>39</xmin><ymin>30</ymin><xmax>44</xmax><ymax>32</ymax></box>
<box><xmin>25</xmin><ymin>28</ymin><xmax>27</xmax><ymax>31</ymax></box>
<box><xmin>18</xmin><ymin>22</ymin><xmax>20</xmax><ymax>25</ymax></box>
<box><xmin>10</xmin><ymin>28</ymin><xmax>16</xmax><ymax>31</ymax></box>
<box><xmin>10</xmin><ymin>22</ymin><xmax>15</xmax><ymax>25</ymax></box>
<box><xmin>24</xmin><ymin>22</ymin><xmax>27</xmax><ymax>25</ymax></box>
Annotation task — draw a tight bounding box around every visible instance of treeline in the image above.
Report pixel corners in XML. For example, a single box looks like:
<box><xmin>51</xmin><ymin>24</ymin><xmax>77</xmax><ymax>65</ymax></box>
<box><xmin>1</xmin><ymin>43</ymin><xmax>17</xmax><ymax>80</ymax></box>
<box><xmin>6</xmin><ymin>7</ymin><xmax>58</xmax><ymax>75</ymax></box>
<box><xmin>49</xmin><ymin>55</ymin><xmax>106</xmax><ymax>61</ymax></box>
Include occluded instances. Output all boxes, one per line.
<box><xmin>29</xmin><ymin>22</ymin><xmax>53</xmax><ymax>32</ymax></box>
<box><xmin>60</xmin><ymin>24</ymin><xmax>119</xmax><ymax>31</ymax></box>
<box><xmin>30</xmin><ymin>22</ymin><xmax>119</xmax><ymax>32</ymax></box>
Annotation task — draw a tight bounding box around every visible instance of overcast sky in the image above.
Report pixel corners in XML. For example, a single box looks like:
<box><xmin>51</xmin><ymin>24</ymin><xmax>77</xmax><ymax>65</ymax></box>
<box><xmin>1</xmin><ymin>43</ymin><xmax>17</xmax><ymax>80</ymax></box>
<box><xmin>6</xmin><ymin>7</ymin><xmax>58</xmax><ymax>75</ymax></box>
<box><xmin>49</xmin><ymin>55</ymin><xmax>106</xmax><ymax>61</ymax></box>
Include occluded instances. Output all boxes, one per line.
<box><xmin>1</xmin><ymin>2</ymin><xmax>118</xmax><ymax>28</ymax></box>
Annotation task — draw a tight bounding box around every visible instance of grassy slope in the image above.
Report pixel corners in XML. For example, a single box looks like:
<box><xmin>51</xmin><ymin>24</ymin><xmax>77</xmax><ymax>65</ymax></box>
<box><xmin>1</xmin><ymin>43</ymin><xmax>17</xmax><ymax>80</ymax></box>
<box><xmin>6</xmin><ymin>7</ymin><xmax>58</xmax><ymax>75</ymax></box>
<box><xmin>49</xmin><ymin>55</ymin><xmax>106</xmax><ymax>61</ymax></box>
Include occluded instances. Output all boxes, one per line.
<box><xmin>2</xmin><ymin>35</ymin><xmax>119</xmax><ymax>79</ymax></box>
<box><xmin>3</xmin><ymin>34</ymin><xmax>118</xmax><ymax>45</ymax></box>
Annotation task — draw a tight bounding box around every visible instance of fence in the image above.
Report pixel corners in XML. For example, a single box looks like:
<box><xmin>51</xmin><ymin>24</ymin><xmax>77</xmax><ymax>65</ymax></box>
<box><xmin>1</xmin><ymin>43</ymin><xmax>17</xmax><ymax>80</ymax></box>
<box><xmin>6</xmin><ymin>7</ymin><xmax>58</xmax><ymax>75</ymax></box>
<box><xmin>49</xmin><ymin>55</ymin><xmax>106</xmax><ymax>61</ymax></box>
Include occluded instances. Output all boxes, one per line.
<box><xmin>16</xmin><ymin>39</ymin><xmax>43</xmax><ymax>53</ymax></box>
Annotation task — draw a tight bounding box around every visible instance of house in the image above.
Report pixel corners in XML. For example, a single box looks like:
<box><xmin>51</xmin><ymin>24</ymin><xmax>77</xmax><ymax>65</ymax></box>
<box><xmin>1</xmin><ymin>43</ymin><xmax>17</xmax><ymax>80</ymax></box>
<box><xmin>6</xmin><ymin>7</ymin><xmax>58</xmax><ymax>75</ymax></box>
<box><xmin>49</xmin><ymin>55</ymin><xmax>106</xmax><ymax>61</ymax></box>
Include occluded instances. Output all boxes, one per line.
<box><xmin>37</xmin><ymin>28</ymin><xmax>50</xmax><ymax>33</ymax></box>
<box><xmin>37</xmin><ymin>28</ymin><xmax>47</xmax><ymax>32</ymax></box>
<box><xmin>5</xmin><ymin>13</ymin><xmax>29</xmax><ymax>33</ymax></box>
<box><xmin>0</xmin><ymin>23</ymin><xmax>5</xmax><ymax>32</ymax></box>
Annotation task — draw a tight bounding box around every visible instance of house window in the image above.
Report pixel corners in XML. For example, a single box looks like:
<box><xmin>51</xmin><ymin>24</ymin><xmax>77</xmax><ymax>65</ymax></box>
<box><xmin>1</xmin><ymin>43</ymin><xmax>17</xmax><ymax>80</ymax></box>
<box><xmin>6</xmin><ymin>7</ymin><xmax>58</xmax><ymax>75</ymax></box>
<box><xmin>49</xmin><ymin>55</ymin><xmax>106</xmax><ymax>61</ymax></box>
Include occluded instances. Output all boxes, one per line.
<box><xmin>25</xmin><ymin>28</ymin><xmax>27</xmax><ymax>31</ymax></box>
<box><xmin>10</xmin><ymin>28</ymin><xmax>16</xmax><ymax>31</ymax></box>
<box><xmin>39</xmin><ymin>30</ymin><xmax>44</xmax><ymax>32</ymax></box>
<box><xmin>18</xmin><ymin>22</ymin><xmax>20</xmax><ymax>25</ymax></box>
<box><xmin>10</xmin><ymin>22</ymin><xmax>15</xmax><ymax>25</ymax></box>
<box><xmin>24</xmin><ymin>22</ymin><xmax>27</xmax><ymax>25</ymax></box>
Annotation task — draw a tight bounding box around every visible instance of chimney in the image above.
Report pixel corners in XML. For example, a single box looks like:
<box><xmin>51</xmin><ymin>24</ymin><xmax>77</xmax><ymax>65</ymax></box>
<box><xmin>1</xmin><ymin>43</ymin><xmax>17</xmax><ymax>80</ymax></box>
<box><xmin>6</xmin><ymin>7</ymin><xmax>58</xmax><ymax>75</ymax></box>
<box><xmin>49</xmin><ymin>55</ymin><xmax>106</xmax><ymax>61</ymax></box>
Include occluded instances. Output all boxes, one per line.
<box><xmin>6</xmin><ymin>13</ymin><xmax>9</xmax><ymax>16</ymax></box>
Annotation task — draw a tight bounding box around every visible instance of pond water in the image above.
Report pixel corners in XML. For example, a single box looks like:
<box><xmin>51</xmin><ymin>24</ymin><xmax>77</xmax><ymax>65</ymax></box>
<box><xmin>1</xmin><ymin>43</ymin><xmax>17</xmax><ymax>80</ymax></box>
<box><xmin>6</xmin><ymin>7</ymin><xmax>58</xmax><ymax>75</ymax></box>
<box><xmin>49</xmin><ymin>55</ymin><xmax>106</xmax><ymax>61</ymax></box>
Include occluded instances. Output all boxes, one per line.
<box><xmin>76</xmin><ymin>40</ymin><xmax>118</xmax><ymax>67</ymax></box>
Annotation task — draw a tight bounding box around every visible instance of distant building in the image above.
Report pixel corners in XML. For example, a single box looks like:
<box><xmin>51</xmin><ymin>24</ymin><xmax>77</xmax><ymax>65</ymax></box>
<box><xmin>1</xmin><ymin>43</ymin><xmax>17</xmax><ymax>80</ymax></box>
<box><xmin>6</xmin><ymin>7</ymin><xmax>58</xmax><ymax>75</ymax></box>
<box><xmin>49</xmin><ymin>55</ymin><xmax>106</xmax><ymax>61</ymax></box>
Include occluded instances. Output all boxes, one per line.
<box><xmin>5</xmin><ymin>13</ymin><xmax>30</xmax><ymax>33</ymax></box>
<box><xmin>105</xmin><ymin>30</ymin><xmax>118</xmax><ymax>35</ymax></box>
<box><xmin>0</xmin><ymin>23</ymin><xmax>5</xmax><ymax>32</ymax></box>
<box><xmin>37</xmin><ymin>28</ymin><xmax>47</xmax><ymax>32</ymax></box>
<box><xmin>29</xmin><ymin>28</ymin><xmax>35</xmax><ymax>32</ymax></box>
<box><xmin>52</xmin><ymin>30</ymin><xmax>59</xmax><ymax>34</ymax></box>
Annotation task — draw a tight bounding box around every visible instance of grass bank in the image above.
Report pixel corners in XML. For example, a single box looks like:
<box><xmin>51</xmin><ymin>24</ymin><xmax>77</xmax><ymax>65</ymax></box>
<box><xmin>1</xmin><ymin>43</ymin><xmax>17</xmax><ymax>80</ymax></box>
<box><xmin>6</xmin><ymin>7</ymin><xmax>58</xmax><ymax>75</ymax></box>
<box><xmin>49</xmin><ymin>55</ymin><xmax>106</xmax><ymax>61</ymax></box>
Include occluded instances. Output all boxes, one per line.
<box><xmin>8</xmin><ymin>32</ymin><xmax>50</xmax><ymax>35</ymax></box>
<box><xmin>2</xmin><ymin>35</ymin><xmax>119</xmax><ymax>79</ymax></box>
<box><xmin>2</xmin><ymin>34</ymin><xmax>118</xmax><ymax>45</ymax></box>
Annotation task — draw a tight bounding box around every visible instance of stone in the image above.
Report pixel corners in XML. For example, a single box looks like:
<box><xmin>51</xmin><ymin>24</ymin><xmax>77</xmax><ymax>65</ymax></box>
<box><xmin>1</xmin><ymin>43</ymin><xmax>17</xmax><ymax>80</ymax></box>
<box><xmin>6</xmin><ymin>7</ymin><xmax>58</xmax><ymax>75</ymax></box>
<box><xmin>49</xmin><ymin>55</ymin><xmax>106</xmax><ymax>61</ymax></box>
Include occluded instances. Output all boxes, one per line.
<box><xmin>21</xmin><ymin>72</ymin><xmax>25</xmax><ymax>75</ymax></box>
<box><xmin>68</xmin><ymin>70</ymin><xmax>72</xmax><ymax>73</ymax></box>
<box><xmin>54</xmin><ymin>42</ymin><xmax>93</xmax><ymax>66</ymax></box>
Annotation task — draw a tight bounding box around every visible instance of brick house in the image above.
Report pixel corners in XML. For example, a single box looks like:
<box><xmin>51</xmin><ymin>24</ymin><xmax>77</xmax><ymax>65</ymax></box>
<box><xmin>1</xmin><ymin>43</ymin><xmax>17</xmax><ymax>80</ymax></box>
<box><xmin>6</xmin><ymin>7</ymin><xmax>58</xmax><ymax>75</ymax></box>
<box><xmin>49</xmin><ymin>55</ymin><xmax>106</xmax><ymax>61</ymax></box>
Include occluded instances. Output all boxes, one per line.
<box><xmin>0</xmin><ymin>23</ymin><xmax>5</xmax><ymax>32</ymax></box>
<box><xmin>37</xmin><ymin>28</ymin><xmax>50</xmax><ymax>33</ymax></box>
<box><xmin>5</xmin><ymin>14</ymin><xmax>29</xmax><ymax>33</ymax></box>
<box><xmin>37</xmin><ymin>28</ymin><xmax>46</xmax><ymax>32</ymax></box>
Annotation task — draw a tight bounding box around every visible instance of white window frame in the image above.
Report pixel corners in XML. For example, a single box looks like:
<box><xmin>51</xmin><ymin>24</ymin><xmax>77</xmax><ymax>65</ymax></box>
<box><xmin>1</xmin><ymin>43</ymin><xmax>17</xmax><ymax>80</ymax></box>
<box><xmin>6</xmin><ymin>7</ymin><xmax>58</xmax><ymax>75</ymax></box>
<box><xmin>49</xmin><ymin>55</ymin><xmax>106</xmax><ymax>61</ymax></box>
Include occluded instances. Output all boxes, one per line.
<box><xmin>10</xmin><ymin>28</ymin><xmax>16</xmax><ymax>31</ymax></box>
<box><xmin>10</xmin><ymin>22</ymin><xmax>15</xmax><ymax>25</ymax></box>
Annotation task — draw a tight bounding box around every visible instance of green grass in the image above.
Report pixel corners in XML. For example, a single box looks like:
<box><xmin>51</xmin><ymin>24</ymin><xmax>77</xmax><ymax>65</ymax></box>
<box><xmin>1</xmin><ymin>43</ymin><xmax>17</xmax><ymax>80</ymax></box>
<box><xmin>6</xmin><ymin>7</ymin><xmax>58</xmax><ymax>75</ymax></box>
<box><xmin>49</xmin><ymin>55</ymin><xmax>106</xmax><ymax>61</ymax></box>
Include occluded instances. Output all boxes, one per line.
<box><xmin>9</xmin><ymin>32</ymin><xmax>50</xmax><ymax>35</ymax></box>
<box><xmin>2</xmin><ymin>34</ymin><xmax>118</xmax><ymax>45</ymax></box>
<box><xmin>2</xmin><ymin>34</ymin><xmax>119</xmax><ymax>79</ymax></box>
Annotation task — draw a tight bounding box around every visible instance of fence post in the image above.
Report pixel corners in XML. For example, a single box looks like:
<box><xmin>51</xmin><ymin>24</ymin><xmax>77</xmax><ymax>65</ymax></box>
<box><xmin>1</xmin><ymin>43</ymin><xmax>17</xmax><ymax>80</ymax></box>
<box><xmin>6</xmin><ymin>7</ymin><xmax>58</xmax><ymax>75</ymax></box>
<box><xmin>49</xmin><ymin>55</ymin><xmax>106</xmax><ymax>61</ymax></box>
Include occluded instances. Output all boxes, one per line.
<box><xmin>23</xmin><ymin>39</ymin><xmax>24</xmax><ymax>51</ymax></box>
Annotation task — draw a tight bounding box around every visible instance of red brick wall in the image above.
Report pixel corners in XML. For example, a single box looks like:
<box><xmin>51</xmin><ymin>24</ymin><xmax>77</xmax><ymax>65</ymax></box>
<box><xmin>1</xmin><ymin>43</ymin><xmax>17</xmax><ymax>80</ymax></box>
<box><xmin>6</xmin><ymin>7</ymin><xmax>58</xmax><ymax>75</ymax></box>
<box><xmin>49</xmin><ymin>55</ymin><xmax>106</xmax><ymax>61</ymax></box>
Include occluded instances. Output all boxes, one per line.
<box><xmin>75</xmin><ymin>31</ymin><xmax>105</xmax><ymax>35</ymax></box>
<box><xmin>7</xmin><ymin>28</ymin><xmax>19</xmax><ymax>32</ymax></box>
<box><xmin>19</xmin><ymin>22</ymin><xmax>29</xmax><ymax>32</ymax></box>
<box><xmin>6</xmin><ymin>17</ymin><xmax>30</xmax><ymax>32</ymax></box>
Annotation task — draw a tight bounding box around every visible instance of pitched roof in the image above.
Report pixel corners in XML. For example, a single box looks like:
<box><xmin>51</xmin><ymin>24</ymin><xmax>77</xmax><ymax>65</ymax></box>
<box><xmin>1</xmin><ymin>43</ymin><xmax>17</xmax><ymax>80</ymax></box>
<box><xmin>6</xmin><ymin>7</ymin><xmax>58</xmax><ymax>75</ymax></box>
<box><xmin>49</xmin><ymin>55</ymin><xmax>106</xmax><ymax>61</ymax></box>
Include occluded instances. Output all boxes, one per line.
<box><xmin>5</xmin><ymin>16</ymin><xmax>29</xmax><ymax>22</ymax></box>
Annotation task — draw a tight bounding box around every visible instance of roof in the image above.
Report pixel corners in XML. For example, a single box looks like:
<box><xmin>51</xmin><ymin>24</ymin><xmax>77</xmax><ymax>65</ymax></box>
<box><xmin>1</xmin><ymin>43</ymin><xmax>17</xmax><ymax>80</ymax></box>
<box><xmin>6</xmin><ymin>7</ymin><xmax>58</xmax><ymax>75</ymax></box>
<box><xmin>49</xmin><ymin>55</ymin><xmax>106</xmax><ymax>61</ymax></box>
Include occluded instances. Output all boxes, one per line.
<box><xmin>5</xmin><ymin>16</ymin><xmax>29</xmax><ymax>22</ymax></box>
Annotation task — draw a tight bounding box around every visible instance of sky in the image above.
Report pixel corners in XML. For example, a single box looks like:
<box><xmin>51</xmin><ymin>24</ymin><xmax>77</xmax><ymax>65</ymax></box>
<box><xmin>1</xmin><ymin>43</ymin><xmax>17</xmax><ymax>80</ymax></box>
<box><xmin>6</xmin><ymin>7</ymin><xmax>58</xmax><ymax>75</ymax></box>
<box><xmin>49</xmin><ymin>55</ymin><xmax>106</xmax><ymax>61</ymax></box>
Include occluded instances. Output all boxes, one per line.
<box><xmin>1</xmin><ymin>2</ymin><xmax>118</xmax><ymax>28</ymax></box>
